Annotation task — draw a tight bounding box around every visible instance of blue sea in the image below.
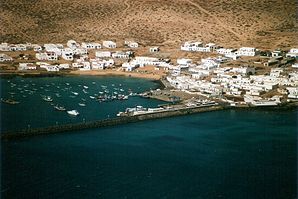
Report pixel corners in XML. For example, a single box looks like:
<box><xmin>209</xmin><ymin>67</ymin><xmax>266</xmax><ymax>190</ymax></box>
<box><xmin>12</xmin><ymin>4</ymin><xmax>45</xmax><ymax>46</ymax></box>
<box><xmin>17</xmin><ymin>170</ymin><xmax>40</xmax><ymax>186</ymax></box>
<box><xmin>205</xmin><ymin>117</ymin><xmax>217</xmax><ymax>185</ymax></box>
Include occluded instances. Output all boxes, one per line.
<box><xmin>1</xmin><ymin>76</ymin><xmax>297</xmax><ymax>199</ymax></box>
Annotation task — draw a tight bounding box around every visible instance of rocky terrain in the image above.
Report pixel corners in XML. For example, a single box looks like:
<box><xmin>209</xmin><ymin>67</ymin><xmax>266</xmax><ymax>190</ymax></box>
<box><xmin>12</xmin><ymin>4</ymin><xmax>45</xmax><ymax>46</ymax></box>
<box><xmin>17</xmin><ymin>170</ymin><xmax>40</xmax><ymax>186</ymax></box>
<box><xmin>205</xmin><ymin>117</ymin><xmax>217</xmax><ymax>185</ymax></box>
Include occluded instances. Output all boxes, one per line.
<box><xmin>1</xmin><ymin>0</ymin><xmax>297</xmax><ymax>49</ymax></box>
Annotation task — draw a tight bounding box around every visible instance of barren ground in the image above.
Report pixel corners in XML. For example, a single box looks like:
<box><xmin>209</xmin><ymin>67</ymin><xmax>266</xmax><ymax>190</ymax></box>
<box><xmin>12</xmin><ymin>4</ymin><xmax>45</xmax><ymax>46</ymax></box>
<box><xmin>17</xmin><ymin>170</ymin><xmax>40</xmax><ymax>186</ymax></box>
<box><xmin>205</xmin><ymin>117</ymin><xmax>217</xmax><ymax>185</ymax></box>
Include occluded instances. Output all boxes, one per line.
<box><xmin>0</xmin><ymin>0</ymin><xmax>297</xmax><ymax>49</ymax></box>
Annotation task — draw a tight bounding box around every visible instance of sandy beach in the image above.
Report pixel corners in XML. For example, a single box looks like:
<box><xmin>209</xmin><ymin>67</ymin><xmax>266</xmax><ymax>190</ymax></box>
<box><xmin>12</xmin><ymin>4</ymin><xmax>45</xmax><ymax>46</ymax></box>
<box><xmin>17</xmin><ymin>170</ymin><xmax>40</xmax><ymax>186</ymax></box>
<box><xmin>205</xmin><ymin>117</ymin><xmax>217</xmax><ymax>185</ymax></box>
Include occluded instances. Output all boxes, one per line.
<box><xmin>69</xmin><ymin>69</ymin><xmax>164</xmax><ymax>80</ymax></box>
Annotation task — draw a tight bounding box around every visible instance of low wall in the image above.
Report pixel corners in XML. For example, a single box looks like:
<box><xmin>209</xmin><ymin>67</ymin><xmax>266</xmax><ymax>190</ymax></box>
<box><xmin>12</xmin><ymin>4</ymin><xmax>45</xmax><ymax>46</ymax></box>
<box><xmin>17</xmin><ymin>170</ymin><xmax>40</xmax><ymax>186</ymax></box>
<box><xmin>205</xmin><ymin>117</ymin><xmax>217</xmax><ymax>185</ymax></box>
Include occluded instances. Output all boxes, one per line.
<box><xmin>1</xmin><ymin>105</ymin><xmax>224</xmax><ymax>140</ymax></box>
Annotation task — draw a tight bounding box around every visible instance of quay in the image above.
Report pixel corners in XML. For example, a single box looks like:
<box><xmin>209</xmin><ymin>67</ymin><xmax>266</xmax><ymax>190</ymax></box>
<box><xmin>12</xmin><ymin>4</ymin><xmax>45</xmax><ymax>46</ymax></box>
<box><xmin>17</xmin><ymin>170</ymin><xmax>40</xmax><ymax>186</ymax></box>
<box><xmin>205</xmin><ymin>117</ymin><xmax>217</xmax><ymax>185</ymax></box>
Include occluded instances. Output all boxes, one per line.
<box><xmin>1</xmin><ymin>105</ymin><xmax>224</xmax><ymax>140</ymax></box>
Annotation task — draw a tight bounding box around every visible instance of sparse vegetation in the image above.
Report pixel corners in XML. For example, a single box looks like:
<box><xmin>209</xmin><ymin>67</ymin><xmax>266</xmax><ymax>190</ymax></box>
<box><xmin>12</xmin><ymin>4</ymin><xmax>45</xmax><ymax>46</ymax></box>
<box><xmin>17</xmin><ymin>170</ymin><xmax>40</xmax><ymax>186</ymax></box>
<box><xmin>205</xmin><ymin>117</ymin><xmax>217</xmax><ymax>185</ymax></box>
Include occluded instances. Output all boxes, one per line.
<box><xmin>0</xmin><ymin>0</ymin><xmax>297</xmax><ymax>49</ymax></box>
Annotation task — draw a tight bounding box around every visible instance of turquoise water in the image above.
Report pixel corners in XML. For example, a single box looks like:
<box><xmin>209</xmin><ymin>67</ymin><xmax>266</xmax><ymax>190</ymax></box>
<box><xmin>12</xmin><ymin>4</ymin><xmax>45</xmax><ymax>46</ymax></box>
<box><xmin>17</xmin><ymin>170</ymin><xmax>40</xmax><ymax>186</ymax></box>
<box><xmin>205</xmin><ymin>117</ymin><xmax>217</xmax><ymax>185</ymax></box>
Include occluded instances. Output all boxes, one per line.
<box><xmin>1</xmin><ymin>76</ymin><xmax>297</xmax><ymax>199</ymax></box>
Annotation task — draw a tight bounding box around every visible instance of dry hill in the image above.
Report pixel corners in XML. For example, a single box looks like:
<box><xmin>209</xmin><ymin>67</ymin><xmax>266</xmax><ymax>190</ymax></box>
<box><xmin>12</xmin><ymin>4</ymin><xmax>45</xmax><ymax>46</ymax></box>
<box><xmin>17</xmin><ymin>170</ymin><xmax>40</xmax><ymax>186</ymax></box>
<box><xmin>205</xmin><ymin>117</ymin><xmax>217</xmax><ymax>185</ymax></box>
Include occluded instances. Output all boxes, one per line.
<box><xmin>0</xmin><ymin>0</ymin><xmax>297</xmax><ymax>49</ymax></box>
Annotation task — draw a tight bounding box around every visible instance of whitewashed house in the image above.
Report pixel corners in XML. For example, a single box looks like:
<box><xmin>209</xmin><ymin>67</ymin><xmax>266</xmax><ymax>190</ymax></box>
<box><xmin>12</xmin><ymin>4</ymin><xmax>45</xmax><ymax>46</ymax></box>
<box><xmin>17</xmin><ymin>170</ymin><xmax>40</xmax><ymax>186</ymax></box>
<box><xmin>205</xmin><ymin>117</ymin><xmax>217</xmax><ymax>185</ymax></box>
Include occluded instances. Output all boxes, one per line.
<box><xmin>67</xmin><ymin>40</ymin><xmax>79</xmax><ymax>49</ymax></box>
<box><xmin>81</xmin><ymin>42</ymin><xmax>101</xmax><ymax>49</ymax></box>
<box><xmin>287</xmin><ymin>87</ymin><xmax>298</xmax><ymax>99</ymax></box>
<box><xmin>0</xmin><ymin>54</ymin><xmax>13</xmax><ymax>62</ymax></box>
<box><xmin>125</xmin><ymin>41</ymin><xmax>138</xmax><ymax>48</ymax></box>
<box><xmin>61</xmin><ymin>48</ymin><xmax>74</xmax><ymax>60</ymax></box>
<box><xmin>237</xmin><ymin>47</ymin><xmax>257</xmax><ymax>56</ymax></box>
<box><xmin>286</xmin><ymin>48</ymin><xmax>298</xmax><ymax>59</ymax></box>
<box><xmin>181</xmin><ymin>41</ymin><xmax>203</xmax><ymax>51</ymax></box>
<box><xmin>40</xmin><ymin>64</ymin><xmax>59</xmax><ymax>72</ymax></box>
<box><xmin>177</xmin><ymin>58</ymin><xmax>192</xmax><ymax>66</ymax></box>
<box><xmin>149</xmin><ymin>47</ymin><xmax>160</xmax><ymax>53</ymax></box>
<box><xmin>122</xmin><ymin>62</ymin><xmax>139</xmax><ymax>71</ymax></box>
<box><xmin>44</xmin><ymin>44</ymin><xmax>63</xmax><ymax>56</ymax></box>
<box><xmin>231</xmin><ymin>67</ymin><xmax>255</xmax><ymax>75</ymax></box>
<box><xmin>112</xmin><ymin>51</ymin><xmax>131</xmax><ymax>59</ymax></box>
<box><xmin>73</xmin><ymin>47</ymin><xmax>87</xmax><ymax>56</ymax></box>
<box><xmin>18</xmin><ymin>63</ymin><xmax>36</xmax><ymax>70</ymax></box>
<box><xmin>103</xmin><ymin>41</ymin><xmax>116</xmax><ymax>48</ymax></box>
<box><xmin>216</xmin><ymin>48</ymin><xmax>239</xmax><ymax>60</ymax></box>
<box><xmin>271</xmin><ymin>50</ymin><xmax>282</xmax><ymax>57</ymax></box>
<box><xmin>0</xmin><ymin>43</ymin><xmax>10</xmax><ymax>51</ymax></box>
<box><xmin>33</xmin><ymin>44</ymin><xmax>42</xmax><ymax>51</ymax></box>
<box><xmin>36</xmin><ymin>52</ymin><xmax>58</xmax><ymax>61</ymax></box>
<box><xmin>292</xmin><ymin>63</ymin><xmax>298</xmax><ymax>68</ymax></box>
<box><xmin>96</xmin><ymin>51</ymin><xmax>111</xmax><ymax>58</ymax></box>
<box><xmin>205</xmin><ymin>43</ymin><xmax>219</xmax><ymax>52</ymax></box>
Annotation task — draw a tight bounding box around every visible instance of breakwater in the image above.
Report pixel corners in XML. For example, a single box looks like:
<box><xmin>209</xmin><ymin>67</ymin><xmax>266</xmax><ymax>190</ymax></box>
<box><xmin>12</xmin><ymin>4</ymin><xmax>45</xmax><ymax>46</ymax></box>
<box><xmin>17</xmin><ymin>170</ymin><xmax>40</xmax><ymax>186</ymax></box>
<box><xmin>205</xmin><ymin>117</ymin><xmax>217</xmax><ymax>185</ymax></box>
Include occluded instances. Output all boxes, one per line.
<box><xmin>1</xmin><ymin>105</ymin><xmax>224</xmax><ymax>140</ymax></box>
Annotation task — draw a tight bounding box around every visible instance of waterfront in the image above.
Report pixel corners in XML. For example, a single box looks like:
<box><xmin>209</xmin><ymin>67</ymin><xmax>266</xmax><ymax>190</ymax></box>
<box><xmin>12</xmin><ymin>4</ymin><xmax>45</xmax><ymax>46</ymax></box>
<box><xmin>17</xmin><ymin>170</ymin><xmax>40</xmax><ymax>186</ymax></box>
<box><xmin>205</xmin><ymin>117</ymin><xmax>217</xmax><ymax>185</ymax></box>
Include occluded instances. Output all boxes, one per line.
<box><xmin>2</xmin><ymin>108</ymin><xmax>297</xmax><ymax>199</ymax></box>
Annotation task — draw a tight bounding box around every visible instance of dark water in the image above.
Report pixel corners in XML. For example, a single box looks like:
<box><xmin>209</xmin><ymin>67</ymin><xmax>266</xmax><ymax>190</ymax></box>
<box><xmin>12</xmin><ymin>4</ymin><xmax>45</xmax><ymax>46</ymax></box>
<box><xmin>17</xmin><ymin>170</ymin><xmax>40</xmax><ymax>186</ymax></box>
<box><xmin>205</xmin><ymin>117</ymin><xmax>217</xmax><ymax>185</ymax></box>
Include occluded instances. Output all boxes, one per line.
<box><xmin>1</xmin><ymin>77</ymin><xmax>297</xmax><ymax>199</ymax></box>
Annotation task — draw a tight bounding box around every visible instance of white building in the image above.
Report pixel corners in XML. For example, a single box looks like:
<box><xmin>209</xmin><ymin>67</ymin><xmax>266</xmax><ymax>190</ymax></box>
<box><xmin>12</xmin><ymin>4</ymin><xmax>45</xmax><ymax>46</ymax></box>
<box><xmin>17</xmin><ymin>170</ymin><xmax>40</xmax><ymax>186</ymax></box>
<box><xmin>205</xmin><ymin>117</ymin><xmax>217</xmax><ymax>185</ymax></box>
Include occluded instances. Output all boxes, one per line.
<box><xmin>287</xmin><ymin>87</ymin><xmax>298</xmax><ymax>99</ymax></box>
<box><xmin>44</xmin><ymin>44</ymin><xmax>63</xmax><ymax>56</ymax></box>
<box><xmin>61</xmin><ymin>48</ymin><xmax>74</xmax><ymax>60</ymax></box>
<box><xmin>0</xmin><ymin>54</ymin><xmax>13</xmax><ymax>62</ymax></box>
<box><xmin>177</xmin><ymin>58</ymin><xmax>192</xmax><ymax>66</ymax></box>
<box><xmin>0</xmin><ymin>43</ymin><xmax>10</xmax><ymax>51</ymax></box>
<box><xmin>67</xmin><ymin>40</ymin><xmax>79</xmax><ymax>49</ymax></box>
<box><xmin>103</xmin><ymin>41</ymin><xmax>116</xmax><ymax>48</ymax></box>
<box><xmin>112</xmin><ymin>51</ymin><xmax>131</xmax><ymax>59</ymax></box>
<box><xmin>125</xmin><ymin>41</ymin><xmax>138</xmax><ymax>48</ymax></box>
<box><xmin>181</xmin><ymin>41</ymin><xmax>203</xmax><ymax>51</ymax></box>
<box><xmin>286</xmin><ymin>48</ymin><xmax>298</xmax><ymax>59</ymax></box>
<box><xmin>36</xmin><ymin>52</ymin><xmax>58</xmax><ymax>61</ymax></box>
<box><xmin>81</xmin><ymin>42</ymin><xmax>101</xmax><ymax>49</ymax></box>
<box><xmin>18</xmin><ymin>63</ymin><xmax>36</xmax><ymax>70</ymax></box>
<box><xmin>122</xmin><ymin>62</ymin><xmax>139</xmax><ymax>71</ymax></box>
<box><xmin>96</xmin><ymin>51</ymin><xmax>111</xmax><ymax>58</ymax></box>
<box><xmin>40</xmin><ymin>64</ymin><xmax>59</xmax><ymax>72</ymax></box>
<box><xmin>149</xmin><ymin>47</ymin><xmax>160</xmax><ymax>53</ymax></box>
<box><xmin>237</xmin><ymin>47</ymin><xmax>257</xmax><ymax>56</ymax></box>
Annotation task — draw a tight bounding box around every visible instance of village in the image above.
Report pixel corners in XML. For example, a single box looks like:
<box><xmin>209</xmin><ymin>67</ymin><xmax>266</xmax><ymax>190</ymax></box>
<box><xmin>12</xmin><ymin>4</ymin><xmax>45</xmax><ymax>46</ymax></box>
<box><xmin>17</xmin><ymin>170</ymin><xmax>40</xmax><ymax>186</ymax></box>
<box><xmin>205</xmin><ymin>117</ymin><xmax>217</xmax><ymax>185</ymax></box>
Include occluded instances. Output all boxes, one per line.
<box><xmin>0</xmin><ymin>39</ymin><xmax>297</xmax><ymax>108</ymax></box>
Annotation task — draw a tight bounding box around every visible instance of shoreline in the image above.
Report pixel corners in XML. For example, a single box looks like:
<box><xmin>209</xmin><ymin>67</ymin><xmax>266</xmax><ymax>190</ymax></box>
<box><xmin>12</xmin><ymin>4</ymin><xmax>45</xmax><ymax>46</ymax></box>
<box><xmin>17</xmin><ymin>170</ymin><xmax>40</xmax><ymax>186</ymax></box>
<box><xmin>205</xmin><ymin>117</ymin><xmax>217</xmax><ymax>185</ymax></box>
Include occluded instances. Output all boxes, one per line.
<box><xmin>0</xmin><ymin>69</ymin><xmax>163</xmax><ymax>80</ymax></box>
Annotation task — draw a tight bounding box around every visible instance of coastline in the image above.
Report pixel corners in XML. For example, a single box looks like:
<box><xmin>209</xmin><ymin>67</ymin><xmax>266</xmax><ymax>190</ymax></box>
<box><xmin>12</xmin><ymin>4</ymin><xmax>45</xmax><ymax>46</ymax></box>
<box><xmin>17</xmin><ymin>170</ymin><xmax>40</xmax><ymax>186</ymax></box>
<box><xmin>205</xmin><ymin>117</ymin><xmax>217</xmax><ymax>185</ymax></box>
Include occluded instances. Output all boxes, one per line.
<box><xmin>0</xmin><ymin>70</ymin><xmax>163</xmax><ymax>80</ymax></box>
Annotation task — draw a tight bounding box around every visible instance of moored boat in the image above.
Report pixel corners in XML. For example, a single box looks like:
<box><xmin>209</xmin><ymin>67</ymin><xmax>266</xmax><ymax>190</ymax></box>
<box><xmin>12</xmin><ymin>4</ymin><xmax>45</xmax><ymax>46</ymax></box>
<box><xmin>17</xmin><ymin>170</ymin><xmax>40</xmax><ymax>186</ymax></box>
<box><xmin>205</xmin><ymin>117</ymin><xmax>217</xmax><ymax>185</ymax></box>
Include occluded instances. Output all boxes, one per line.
<box><xmin>54</xmin><ymin>105</ymin><xmax>66</xmax><ymax>111</ymax></box>
<box><xmin>42</xmin><ymin>95</ymin><xmax>53</xmax><ymax>102</ymax></box>
<box><xmin>67</xmin><ymin>110</ymin><xmax>79</xmax><ymax>116</ymax></box>
<box><xmin>1</xmin><ymin>98</ymin><xmax>20</xmax><ymax>105</ymax></box>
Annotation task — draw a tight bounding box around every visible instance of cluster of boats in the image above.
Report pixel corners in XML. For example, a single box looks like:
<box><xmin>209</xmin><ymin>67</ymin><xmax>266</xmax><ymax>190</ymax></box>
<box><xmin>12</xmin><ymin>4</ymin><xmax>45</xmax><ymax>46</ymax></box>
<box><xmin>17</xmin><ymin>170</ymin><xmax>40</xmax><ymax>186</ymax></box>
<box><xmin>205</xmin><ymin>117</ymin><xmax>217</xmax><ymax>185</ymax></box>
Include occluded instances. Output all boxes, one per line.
<box><xmin>3</xmin><ymin>79</ymin><xmax>142</xmax><ymax>117</ymax></box>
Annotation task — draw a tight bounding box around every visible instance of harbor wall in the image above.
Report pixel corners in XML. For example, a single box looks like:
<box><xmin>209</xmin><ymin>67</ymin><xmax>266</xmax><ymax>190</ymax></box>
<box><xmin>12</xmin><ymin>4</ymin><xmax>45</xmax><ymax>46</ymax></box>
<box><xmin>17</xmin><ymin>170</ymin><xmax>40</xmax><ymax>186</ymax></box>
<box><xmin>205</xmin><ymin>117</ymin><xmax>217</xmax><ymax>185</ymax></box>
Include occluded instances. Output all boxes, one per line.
<box><xmin>1</xmin><ymin>105</ymin><xmax>224</xmax><ymax>140</ymax></box>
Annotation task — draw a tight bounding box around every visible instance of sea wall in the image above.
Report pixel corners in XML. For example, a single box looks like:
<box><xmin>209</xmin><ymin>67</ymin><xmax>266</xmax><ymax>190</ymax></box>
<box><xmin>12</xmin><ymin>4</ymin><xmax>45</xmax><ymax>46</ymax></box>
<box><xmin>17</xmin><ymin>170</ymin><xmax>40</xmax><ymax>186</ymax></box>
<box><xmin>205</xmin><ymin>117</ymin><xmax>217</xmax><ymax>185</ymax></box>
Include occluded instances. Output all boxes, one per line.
<box><xmin>1</xmin><ymin>105</ymin><xmax>224</xmax><ymax>140</ymax></box>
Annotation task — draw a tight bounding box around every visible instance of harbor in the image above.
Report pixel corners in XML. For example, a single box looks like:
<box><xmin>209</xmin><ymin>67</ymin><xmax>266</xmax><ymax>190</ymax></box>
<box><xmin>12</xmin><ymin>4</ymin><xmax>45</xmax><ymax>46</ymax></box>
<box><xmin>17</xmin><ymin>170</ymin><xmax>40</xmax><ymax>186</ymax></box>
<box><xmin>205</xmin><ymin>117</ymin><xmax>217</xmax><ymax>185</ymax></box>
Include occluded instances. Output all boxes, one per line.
<box><xmin>1</xmin><ymin>103</ymin><xmax>224</xmax><ymax>139</ymax></box>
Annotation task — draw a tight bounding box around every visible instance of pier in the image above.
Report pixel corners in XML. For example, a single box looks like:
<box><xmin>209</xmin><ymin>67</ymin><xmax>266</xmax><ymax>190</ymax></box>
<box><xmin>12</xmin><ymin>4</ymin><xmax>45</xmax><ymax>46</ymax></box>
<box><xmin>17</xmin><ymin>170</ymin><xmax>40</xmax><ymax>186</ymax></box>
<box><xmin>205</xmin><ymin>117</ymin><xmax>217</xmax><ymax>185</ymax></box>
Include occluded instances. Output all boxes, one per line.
<box><xmin>1</xmin><ymin>105</ymin><xmax>224</xmax><ymax>140</ymax></box>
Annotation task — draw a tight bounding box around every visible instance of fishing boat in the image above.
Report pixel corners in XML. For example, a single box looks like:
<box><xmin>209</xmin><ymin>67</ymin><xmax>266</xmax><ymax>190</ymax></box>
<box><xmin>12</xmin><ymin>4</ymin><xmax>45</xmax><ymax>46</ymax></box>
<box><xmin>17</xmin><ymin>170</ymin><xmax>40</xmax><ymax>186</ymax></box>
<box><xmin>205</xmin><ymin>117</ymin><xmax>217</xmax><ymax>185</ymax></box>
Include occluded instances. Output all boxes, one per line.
<box><xmin>1</xmin><ymin>98</ymin><xmax>20</xmax><ymax>105</ymax></box>
<box><xmin>67</xmin><ymin>110</ymin><xmax>79</xmax><ymax>116</ymax></box>
<box><xmin>71</xmin><ymin>92</ymin><xmax>79</xmax><ymax>96</ymax></box>
<box><xmin>89</xmin><ymin>96</ymin><xmax>95</xmax><ymax>99</ymax></box>
<box><xmin>42</xmin><ymin>95</ymin><xmax>53</xmax><ymax>102</ymax></box>
<box><xmin>78</xmin><ymin>103</ymin><xmax>86</xmax><ymax>107</ymax></box>
<box><xmin>54</xmin><ymin>105</ymin><xmax>66</xmax><ymax>111</ymax></box>
<box><xmin>83</xmin><ymin>86</ymin><xmax>88</xmax><ymax>89</ymax></box>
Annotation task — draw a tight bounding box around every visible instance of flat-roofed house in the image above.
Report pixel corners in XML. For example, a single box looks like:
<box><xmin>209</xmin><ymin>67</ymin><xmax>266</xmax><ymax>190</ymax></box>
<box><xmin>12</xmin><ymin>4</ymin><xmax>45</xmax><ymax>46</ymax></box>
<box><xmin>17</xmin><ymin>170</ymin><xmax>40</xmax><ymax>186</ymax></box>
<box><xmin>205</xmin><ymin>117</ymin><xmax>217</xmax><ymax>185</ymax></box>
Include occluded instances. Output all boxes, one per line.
<box><xmin>103</xmin><ymin>41</ymin><xmax>116</xmax><ymax>48</ymax></box>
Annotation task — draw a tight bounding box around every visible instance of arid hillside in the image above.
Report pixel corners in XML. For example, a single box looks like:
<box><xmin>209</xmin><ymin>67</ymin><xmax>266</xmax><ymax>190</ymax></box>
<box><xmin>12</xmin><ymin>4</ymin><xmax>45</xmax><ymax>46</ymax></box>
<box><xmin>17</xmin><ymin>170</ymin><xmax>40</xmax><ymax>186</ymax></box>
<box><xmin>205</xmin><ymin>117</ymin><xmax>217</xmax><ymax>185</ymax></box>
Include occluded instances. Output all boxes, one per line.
<box><xmin>0</xmin><ymin>0</ymin><xmax>297</xmax><ymax>49</ymax></box>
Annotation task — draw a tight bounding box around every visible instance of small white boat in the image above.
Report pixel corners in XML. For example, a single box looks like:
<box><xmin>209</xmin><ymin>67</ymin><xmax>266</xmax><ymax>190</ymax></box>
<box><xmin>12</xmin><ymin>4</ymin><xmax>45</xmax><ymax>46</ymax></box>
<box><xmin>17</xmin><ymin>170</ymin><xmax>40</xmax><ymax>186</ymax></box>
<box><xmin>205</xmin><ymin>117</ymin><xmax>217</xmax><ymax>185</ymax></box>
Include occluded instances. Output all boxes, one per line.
<box><xmin>78</xmin><ymin>103</ymin><xmax>86</xmax><ymax>107</ymax></box>
<box><xmin>54</xmin><ymin>105</ymin><xmax>66</xmax><ymax>111</ymax></box>
<box><xmin>83</xmin><ymin>86</ymin><xmax>88</xmax><ymax>89</ymax></box>
<box><xmin>42</xmin><ymin>95</ymin><xmax>53</xmax><ymax>102</ymax></box>
<box><xmin>67</xmin><ymin>110</ymin><xmax>79</xmax><ymax>116</ymax></box>
<box><xmin>71</xmin><ymin>92</ymin><xmax>79</xmax><ymax>96</ymax></box>
<box><xmin>89</xmin><ymin>96</ymin><xmax>95</xmax><ymax>99</ymax></box>
<box><xmin>83</xmin><ymin>89</ymin><xmax>88</xmax><ymax>94</ymax></box>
